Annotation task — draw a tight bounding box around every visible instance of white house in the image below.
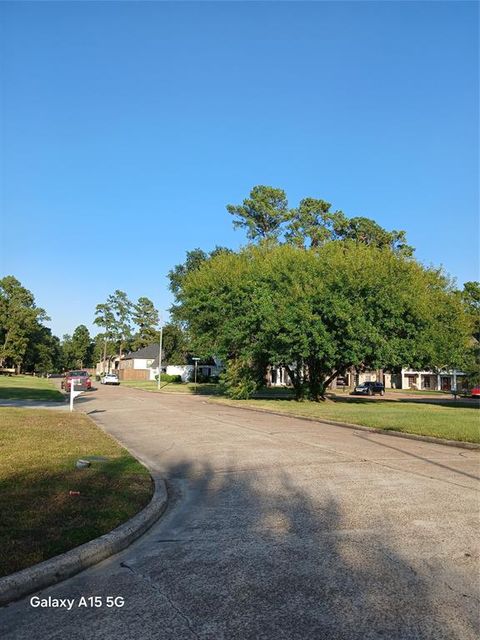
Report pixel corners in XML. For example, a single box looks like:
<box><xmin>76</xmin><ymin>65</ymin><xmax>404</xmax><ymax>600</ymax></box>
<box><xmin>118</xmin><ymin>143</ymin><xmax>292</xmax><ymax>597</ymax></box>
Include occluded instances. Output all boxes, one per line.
<box><xmin>116</xmin><ymin>344</ymin><xmax>163</xmax><ymax>381</ymax></box>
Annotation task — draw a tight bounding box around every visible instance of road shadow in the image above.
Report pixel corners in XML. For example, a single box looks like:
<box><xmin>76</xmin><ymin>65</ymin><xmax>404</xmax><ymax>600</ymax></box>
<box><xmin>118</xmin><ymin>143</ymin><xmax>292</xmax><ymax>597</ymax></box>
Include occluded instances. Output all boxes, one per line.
<box><xmin>114</xmin><ymin>458</ymin><xmax>478</xmax><ymax>639</ymax></box>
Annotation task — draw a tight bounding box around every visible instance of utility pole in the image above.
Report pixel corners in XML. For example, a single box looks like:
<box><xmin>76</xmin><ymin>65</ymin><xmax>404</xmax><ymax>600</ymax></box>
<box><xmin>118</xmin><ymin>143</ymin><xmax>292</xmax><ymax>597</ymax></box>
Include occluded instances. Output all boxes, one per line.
<box><xmin>102</xmin><ymin>336</ymin><xmax>107</xmax><ymax>375</ymax></box>
<box><xmin>157</xmin><ymin>322</ymin><xmax>163</xmax><ymax>391</ymax></box>
<box><xmin>192</xmin><ymin>357</ymin><xmax>200</xmax><ymax>393</ymax></box>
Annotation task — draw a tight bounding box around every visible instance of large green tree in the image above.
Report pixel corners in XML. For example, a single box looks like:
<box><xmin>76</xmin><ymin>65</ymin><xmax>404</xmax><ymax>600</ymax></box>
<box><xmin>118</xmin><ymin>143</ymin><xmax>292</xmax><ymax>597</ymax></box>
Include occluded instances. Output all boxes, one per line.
<box><xmin>63</xmin><ymin>324</ymin><xmax>94</xmax><ymax>368</ymax></box>
<box><xmin>94</xmin><ymin>290</ymin><xmax>133</xmax><ymax>360</ymax></box>
<box><xmin>0</xmin><ymin>276</ymin><xmax>49</xmax><ymax>373</ymax></box>
<box><xmin>24</xmin><ymin>327</ymin><xmax>62</xmax><ymax>374</ymax></box>
<box><xmin>172</xmin><ymin>242</ymin><xmax>469</xmax><ymax>400</ymax></box>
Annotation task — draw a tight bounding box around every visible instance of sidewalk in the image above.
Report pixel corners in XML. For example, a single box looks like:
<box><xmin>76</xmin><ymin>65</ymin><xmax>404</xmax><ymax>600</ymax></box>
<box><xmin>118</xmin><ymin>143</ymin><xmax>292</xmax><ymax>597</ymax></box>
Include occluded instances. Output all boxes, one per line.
<box><xmin>0</xmin><ymin>399</ymin><xmax>68</xmax><ymax>410</ymax></box>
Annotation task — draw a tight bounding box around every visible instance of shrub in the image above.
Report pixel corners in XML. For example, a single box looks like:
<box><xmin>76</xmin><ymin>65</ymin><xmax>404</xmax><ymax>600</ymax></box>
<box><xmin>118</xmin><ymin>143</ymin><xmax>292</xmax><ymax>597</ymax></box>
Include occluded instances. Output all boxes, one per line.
<box><xmin>154</xmin><ymin>373</ymin><xmax>183</xmax><ymax>383</ymax></box>
<box><xmin>220</xmin><ymin>358</ymin><xmax>261</xmax><ymax>399</ymax></box>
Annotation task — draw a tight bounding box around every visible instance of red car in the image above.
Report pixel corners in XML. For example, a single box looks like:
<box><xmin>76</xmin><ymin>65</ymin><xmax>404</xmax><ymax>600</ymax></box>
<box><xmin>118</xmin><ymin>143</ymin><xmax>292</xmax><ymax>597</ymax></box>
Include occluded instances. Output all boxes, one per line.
<box><xmin>61</xmin><ymin>370</ymin><xmax>92</xmax><ymax>392</ymax></box>
<box><xmin>471</xmin><ymin>387</ymin><xmax>480</xmax><ymax>398</ymax></box>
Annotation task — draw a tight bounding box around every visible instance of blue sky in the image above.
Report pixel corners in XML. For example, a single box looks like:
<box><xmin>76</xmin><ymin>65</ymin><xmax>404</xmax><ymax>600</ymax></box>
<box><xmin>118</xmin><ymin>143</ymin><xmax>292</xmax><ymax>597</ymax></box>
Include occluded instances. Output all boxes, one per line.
<box><xmin>1</xmin><ymin>1</ymin><xmax>478</xmax><ymax>338</ymax></box>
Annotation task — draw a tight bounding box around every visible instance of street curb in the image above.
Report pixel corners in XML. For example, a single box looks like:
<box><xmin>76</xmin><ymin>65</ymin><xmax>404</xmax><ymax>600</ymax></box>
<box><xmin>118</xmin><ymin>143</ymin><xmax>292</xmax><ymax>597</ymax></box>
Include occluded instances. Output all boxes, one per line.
<box><xmin>0</xmin><ymin>474</ymin><xmax>168</xmax><ymax>607</ymax></box>
<box><xmin>211</xmin><ymin>400</ymin><xmax>480</xmax><ymax>450</ymax></box>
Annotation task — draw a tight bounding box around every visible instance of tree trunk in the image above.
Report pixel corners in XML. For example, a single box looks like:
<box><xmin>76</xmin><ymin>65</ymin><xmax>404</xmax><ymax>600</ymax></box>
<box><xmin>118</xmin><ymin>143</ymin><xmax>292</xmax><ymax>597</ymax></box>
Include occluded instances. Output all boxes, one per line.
<box><xmin>306</xmin><ymin>358</ymin><xmax>324</xmax><ymax>401</ymax></box>
<box><xmin>318</xmin><ymin>370</ymin><xmax>340</xmax><ymax>399</ymax></box>
<box><xmin>285</xmin><ymin>363</ymin><xmax>305</xmax><ymax>400</ymax></box>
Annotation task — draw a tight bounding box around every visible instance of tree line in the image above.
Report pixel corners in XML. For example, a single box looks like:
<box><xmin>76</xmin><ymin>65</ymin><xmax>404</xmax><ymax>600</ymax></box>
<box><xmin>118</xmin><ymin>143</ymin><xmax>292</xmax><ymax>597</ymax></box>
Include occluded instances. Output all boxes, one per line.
<box><xmin>169</xmin><ymin>185</ymin><xmax>479</xmax><ymax>399</ymax></box>
<box><xmin>0</xmin><ymin>278</ymin><xmax>188</xmax><ymax>374</ymax></box>
<box><xmin>93</xmin><ymin>290</ymin><xmax>187</xmax><ymax>369</ymax></box>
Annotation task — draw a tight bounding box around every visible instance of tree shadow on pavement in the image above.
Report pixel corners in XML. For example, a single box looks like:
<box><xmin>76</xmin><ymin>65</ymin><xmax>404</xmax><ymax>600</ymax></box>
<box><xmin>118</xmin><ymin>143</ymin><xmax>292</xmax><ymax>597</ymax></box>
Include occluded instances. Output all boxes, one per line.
<box><xmin>115</xmin><ymin>458</ymin><xmax>478</xmax><ymax>640</ymax></box>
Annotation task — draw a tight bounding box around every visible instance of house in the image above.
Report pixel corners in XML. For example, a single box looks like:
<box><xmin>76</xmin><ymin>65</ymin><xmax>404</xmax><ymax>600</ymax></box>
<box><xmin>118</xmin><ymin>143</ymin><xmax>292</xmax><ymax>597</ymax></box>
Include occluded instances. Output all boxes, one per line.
<box><xmin>95</xmin><ymin>354</ymin><xmax>121</xmax><ymax>376</ymax></box>
<box><xmin>266</xmin><ymin>365</ymin><xmax>465</xmax><ymax>391</ymax></box>
<box><xmin>164</xmin><ymin>356</ymin><xmax>223</xmax><ymax>382</ymax></box>
<box><xmin>117</xmin><ymin>344</ymin><xmax>163</xmax><ymax>381</ymax></box>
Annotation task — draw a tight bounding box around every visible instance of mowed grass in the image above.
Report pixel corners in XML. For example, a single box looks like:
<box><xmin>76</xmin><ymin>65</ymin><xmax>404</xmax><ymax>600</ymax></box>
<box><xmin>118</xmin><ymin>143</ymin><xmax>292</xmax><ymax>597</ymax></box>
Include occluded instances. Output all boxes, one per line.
<box><xmin>0</xmin><ymin>375</ymin><xmax>64</xmax><ymax>401</ymax></box>
<box><xmin>214</xmin><ymin>397</ymin><xmax>480</xmax><ymax>443</ymax></box>
<box><xmin>0</xmin><ymin>408</ymin><xmax>153</xmax><ymax>577</ymax></box>
<box><xmin>120</xmin><ymin>380</ymin><xmax>222</xmax><ymax>395</ymax></box>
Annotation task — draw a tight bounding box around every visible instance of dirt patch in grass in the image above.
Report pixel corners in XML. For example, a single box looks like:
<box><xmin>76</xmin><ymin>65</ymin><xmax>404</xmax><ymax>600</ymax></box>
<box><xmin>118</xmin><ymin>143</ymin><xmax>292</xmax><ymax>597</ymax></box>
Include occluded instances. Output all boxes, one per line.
<box><xmin>0</xmin><ymin>408</ymin><xmax>153</xmax><ymax>577</ymax></box>
<box><xmin>0</xmin><ymin>375</ymin><xmax>64</xmax><ymax>401</ymax></box>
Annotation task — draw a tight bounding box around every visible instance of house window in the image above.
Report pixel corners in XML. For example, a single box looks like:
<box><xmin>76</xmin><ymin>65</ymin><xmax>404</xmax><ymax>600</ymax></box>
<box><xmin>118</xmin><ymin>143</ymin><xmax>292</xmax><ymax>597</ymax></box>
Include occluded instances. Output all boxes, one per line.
<box><xmin>146</xmin><ymin>360</ymin><xmax>153</xmax><ymax>368</ymax></box>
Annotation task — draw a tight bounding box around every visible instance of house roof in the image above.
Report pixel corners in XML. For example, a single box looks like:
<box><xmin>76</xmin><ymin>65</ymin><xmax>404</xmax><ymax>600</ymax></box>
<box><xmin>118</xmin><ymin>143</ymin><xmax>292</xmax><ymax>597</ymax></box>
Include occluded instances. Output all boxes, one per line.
<box><xmin>123</xmin><ymin>344</ymin><xmax>161</xmax><ymax>360</ymax></box>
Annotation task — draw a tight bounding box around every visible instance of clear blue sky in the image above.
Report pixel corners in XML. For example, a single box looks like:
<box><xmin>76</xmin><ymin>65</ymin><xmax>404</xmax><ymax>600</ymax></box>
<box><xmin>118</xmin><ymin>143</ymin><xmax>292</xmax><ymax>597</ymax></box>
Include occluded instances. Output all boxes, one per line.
<box><xmin>1</xmin><ymin>1</ymin><xmax>478</xmax><ymax>338</ymax></box>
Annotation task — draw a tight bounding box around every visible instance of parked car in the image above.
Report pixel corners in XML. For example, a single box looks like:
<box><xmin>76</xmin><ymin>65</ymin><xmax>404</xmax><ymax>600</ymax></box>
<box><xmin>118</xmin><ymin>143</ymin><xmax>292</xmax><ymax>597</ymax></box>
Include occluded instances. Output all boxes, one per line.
<box><xmin>101</xmin><ymin>373</ymin><xmax>120</xmax><ymax>385</ymax></box>
<box><xmin>470</xmin><ymin>386</ymin><xmax>480</xmax><ymax>398</ymax></box>
<box><xmin>61</xmin><ymin>370</ymin><xmax>92</xmax><ymax>392</ymax></box>
<box><xmin>352</xmin><ymin>381</ymin><xmax>385</xmax><ymax>396</ymax></box>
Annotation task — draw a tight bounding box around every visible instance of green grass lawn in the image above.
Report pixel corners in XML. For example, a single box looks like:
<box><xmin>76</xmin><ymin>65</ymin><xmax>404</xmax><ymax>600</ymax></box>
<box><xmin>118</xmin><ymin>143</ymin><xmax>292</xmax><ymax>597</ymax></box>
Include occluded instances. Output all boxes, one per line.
<box><xmin>0</xmin><ymin>408</ymin><xmax>153</xmax><ymax>577</ymax></box>
<box><xmin>214</xmin><ymin>397</ymin><xmax>480</xmax><ymax>444</ymax></box>
<box><xmin>0</xmin><ymin>375</ymin><xmax>64</xmax><ymax>401</ymax></box>
<box><xmin>120</xmin><ymin>380</ymin><xmax>222</xmax><ymax>395</ymax></box>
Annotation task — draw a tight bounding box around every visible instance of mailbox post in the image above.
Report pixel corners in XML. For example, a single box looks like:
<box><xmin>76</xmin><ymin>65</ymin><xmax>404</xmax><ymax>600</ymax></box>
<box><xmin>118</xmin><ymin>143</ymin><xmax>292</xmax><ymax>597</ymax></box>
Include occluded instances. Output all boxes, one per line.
<box><xmin>69</xmin><ymin>377</ymin><xmax>85</xmax><ymax>412</ymax></box>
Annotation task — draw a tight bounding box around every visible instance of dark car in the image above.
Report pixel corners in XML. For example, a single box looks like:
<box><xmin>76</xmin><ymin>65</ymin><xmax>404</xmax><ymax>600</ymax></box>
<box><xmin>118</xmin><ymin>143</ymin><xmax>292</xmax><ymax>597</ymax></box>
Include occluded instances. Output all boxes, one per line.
<box><xmin>352</xmin><ymin>381</ymin><xmax>385</xmax><ymax>396</ymax></box>
<box><xmin>61</xmin><ymin>370</ymin><xmax>92</xmax><ymax>392</ymax></box>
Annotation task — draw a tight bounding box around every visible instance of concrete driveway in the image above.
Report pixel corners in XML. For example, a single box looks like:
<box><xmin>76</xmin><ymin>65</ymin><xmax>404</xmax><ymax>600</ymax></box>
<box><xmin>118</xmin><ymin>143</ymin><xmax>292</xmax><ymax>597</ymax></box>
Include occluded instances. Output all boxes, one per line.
<box><xmin>1</xmin><ymin>385</ymin><xmax>479</xmax><ymax>639</ymax></box>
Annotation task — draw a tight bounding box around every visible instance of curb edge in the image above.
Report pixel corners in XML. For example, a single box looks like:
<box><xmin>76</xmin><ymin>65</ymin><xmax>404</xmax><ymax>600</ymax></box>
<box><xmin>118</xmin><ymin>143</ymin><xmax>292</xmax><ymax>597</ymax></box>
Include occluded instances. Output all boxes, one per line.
<box><xmin>210</xmin><ymin>400</ymin><xmax>480</xmax><ymax>450</ymax></box>
<box><xmin>0</xmin><ymin>474</ymin><xmax>167</xmax><ymax>607</ymax></box>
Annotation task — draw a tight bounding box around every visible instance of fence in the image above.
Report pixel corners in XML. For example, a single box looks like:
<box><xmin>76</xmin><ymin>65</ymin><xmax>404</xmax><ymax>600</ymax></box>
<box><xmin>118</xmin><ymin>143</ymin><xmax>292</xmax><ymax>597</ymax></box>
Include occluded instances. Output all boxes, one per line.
<box><xmin>117</xmin><ymin>369</ymin><xmax>150</xmax><ymax>381</ymax></box>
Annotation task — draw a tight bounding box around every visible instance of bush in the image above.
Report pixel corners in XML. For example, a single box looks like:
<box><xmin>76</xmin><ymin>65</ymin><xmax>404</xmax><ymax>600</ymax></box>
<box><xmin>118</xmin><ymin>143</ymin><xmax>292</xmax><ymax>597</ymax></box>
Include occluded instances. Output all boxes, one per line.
<box><xmin>154</xmin><ymin>373</ymin><xmax>182</xmax><ymax>383</ymax></box>
<box><xmin>220</xmin><ymin>358</ymin><xmax>261</xmax><ymax>399</ymax></box>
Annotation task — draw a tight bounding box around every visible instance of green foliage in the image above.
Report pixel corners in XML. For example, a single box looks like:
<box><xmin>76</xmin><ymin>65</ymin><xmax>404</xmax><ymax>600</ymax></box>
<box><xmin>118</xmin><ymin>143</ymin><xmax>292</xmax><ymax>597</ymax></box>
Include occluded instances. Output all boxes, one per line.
<box><xmin>94</xmin><ymin>290</ymin><xmax>133</xmax><ymax>359</ymax></box>
<box><xmin>226</xmin><ymin>185</ymin><xmax>290</xmax><ymax>241</ymax></box>
<box><xmin>132</xmin><ymin>297</ymin><xmax>159</xmax><ymax>350</ymax></box>
<box><xmin>220</xmin><ymin>357</ymin><xmax>262</xmax><ymax>399</ymax></box>
<box><xmin>172</xmin><ymin>242</ymin><xmax>470</xmax><ymax>400</ymax></box>
<box><xmin>458</xmin><ymin>281</ymin><xmax>480</xmax><ymax>386</ymax></box>
<box><xmin>162</xmin><ymin>323</ymin><xmax>189</xmax><ymax>364</ymax></box>
<box><xmin>228</xmin><ymin>185</ymin><xmax>414</xmax><ymax>256</ymax></box>
<box><xmin>71</xmin><ymin>325</ymin><xmax>93</xmax><ymax>368</ymax></box>
<box><xmin>92</xmin><ymin>332</ymin><xmax>117</xmax><ymax>368</ymax></box>
<box><xmin>168</xmin><ymin>246</ymin><xmax>232</xmax><ymax>299</ymax></box>
<box><xmin>24</xmin><ymin>327</ymin><xmax>62</xmax><ymax>374</ymax></box>
<box><xmin>461</xmin><ymin>281</ymin><xmax>480</xmax><ymax>341</ymax></box>
<box><xmin>61</xmin><ymin>325</ymin><xmax>94</xmax><ymax>371</ymax></box>
<box><xmin>285</xmin><ymin>198</ymin><xmax>344</xmax><ymax>248</ymax></box>
<box><xmin>154</xmin><ymin>373</ymin><xmax>182</xmax><ymax>383</ymax></box>
<box><xmin>0</xmin><ymin>276</ymin><xmax>50</xmax><ymax>372</ymax></box>
<box><xmin>332</xmin><ymin>216</ymin><xmax>414</xmax><ymax>256</ymax></box>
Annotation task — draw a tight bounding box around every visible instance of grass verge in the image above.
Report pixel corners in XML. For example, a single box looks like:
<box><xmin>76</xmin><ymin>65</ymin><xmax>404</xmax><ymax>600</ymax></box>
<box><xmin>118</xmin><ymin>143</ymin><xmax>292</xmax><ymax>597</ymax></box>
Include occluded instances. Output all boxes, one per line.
<box><xmin>0</xmin><ymin>408</ymin><xmax>153</xmax><ymax>577</ymax></box>
<box><xmin>0</xmin><ymin>375</ymin><xmax>64</xmax><ymax>401</ymax></box>
<box><xmin>213</xmin><ymin>397</ymin><xmax>480</xmax><ymax>444</ymax></box>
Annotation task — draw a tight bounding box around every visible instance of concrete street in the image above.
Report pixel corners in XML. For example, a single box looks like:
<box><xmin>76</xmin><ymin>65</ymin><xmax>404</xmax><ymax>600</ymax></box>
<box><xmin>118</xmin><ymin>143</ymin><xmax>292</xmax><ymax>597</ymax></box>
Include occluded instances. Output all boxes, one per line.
<box><xmin>1</xmin><ymin>385</ymin><xmax>479</xmax><ymax>639</ymax></box>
